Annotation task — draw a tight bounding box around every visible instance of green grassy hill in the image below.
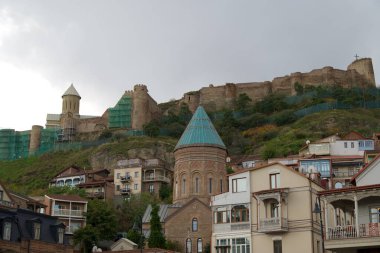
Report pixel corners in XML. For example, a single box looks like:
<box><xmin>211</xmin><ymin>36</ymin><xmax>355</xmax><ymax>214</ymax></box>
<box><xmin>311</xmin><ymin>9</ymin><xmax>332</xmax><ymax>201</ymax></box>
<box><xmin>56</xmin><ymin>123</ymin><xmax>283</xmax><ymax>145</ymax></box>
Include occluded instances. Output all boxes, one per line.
<box><xmin>0</xmin><ymin>136</ymin><xmax>176</xmax><ymax>195</ymax></box>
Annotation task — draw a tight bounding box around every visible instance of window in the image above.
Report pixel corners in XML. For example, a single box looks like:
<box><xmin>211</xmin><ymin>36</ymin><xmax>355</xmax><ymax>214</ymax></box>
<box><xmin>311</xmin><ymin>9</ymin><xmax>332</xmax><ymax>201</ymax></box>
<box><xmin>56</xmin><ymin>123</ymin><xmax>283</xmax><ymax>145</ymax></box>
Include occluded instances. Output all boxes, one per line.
<box><xmin>192</xmin><ymin>218</ymin><xmax>198</xmax><ymax>232</ymax></box>
<box><xmin>220</xmin><ymin>179</ymin><xmax>223</xmax><ymax>193</ymax></box>
<box><xmin>317</xmin><ymin>240</ymin><xmax>321</xmax><ymax>253</ymax></box>
<box><xmin>208</xmin><ymin>178</ymin><xmax>212</xmax><ymax>194</ymax></box>
<box><xmin>149</xmin><ymin>184</ymin><xmax>154</xmax><ymax>193</ymax></box>
<box><xmin>0</xmin><ymin>190</ymin><xmax>3</xmax><ymax>200</ymax></box>
<box><xmin>231</xmin><ymin>205</ymin><xmax>249</xmax><ymax>222</ymax></box>
<box><xmin>273</xmin><ymin>240</ymin><xmax>282</xmax><ymax>253</ymax></box>
<box><xmin>344</xmin><ymin>142</ymin><xmax>348</xmax><ymax>148</ymax></box>
<box><xmin>182</xmin><ymin>178</ymin><xmax>186</xmax><ymax>194</ymax></box>
<box><xmin>126</xmin><ymin>172</ymin><xmax>130</xmax><ymax>177</ymax></box>
<box><xmin>270</xmin><ymin>173</ymin><xmax>280</xmax><ymax>189</ymax></box>
<box><xmin>116</xmin><ymin>173</ymin><xmax>120</xmax><ymax>179</ymax></box>
<box><xmin>214</xmin><ymin>208</ymin><xmax>230</xmax><ymax>224</ymax></box>
<box><xmin>351</xmin><ymin>142</ymin><xmax>354</xmax><ymax>148</ymax></box>
<box><xmin>359</xmin><ymin>141</ymin><xmax>364</xmax><ymax>148</ymax></box>
<box><xmin>186</xmin><ymin>238</ymin><xmax>192</xmax><ymax>253</ymax></box>
<box><xmin>58</xmin><ymin>227</ymin><xmax>64</xmax><ymax>244</ymax></box>
<box><xmin>194</xmin><ymin>177</ymin><xmax>199</xmax><ymax>193</ymax></box>
<box><xmin>134</xmin><ymin>184</ymin><xmax>138</xmax><ymax>190</ymax></box>
<box><xmin>231</xmin><ymin>238</ymin><xmax>250</xmax><ymax>253</ymax></box>
<box><xmin>34</xmin><ymin>223</ymin><xmax>41</xmax><ymax>240</ymax></box>
<box><xmin>370</xmin><ymin>207</ymin><xmax>380</xmax><ymax>223</ymax></box>
<box><xmin>197</xmin><ymin>238</ymin><xmax>203</xmax><ymax>253</ymax></box>
<box><xmin>116</xmin><ymin>185</ymin><xmax>120</xmax><ymax>191</ymax></box>
<box><xmin>134</xmin><ymin>172</ymin><xmax>139</xmax><ymax>178</ymax></box>
<box><xmin>270</xmin><ymin>202</ymin><xmax>279</xmax><ymax>218</ymax></box>
<box><xmin>3</xmin><ymin>221</ymin><xmax>11</xmax><ymax>240</ymax></box>
<box><xmin>232</xmin><ymin>178</ymin><xmax>247</xmax><ymax>193</ymax></box>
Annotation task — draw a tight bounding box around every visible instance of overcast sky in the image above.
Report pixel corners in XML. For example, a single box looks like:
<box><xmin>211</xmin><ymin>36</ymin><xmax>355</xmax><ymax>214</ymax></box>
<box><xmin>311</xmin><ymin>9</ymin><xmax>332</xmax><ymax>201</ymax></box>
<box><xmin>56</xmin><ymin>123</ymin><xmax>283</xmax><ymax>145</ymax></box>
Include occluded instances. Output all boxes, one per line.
<box><xmin>0</xmin><ymin>0</ymin><xmax>379</xmax><ymax>130</ymax></box>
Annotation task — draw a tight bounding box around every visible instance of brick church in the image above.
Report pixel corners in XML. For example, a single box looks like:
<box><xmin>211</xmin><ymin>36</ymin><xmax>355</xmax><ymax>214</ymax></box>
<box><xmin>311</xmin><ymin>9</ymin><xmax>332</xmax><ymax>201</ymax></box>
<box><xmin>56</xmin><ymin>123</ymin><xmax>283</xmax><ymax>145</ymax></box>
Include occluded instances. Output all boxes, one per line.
<box><xmin>143</xmin><ymin>106</ymin><xmax>227</xmax><ymax>252</ymax></box>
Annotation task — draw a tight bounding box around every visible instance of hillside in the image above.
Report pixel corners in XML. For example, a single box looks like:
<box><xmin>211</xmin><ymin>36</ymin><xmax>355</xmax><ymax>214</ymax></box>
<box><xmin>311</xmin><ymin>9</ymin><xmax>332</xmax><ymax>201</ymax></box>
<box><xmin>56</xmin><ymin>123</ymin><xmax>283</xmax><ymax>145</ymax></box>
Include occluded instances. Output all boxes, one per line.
<box><xmin>0</xmin><ymin>136</ymin><xmax>176</xmax><ymax>195</ymax></box>
<box><xmin>3</xmin><ymin>86</ymin><xmax>380</xmax><ymax>195</ymax></box>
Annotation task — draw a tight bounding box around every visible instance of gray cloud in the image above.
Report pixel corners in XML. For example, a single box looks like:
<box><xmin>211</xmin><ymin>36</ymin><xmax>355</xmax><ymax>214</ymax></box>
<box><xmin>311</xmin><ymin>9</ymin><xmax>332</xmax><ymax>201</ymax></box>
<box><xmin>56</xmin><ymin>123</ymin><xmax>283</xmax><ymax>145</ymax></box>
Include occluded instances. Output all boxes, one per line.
<box><xmin>1</xmin><ymin>0</ymin><xmax>379</xmax><ymax>129</ymax></box>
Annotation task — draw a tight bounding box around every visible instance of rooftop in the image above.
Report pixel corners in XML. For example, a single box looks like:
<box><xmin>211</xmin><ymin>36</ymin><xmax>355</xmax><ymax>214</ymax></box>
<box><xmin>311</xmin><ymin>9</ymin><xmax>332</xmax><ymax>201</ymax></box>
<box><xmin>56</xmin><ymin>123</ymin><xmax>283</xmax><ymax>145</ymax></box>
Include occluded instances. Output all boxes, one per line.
<box><xmin>174</xmin><ymin>106</ymin><xmax>226</xmax><ymax>150</ymax></box>
<box><xmin>62</xmin><ymin>84</ymin><xmax>81</xmax><ymax>98</ymax></box>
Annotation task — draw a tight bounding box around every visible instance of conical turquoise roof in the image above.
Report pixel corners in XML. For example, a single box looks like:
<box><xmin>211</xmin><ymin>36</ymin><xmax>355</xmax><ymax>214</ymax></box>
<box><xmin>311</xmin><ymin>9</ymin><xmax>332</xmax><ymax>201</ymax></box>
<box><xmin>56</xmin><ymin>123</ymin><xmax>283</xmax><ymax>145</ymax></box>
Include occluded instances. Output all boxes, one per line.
<box><xmin>175</xmin><ymin>106</ymin><xmax>226</xmax><ymax>150</ymax></box>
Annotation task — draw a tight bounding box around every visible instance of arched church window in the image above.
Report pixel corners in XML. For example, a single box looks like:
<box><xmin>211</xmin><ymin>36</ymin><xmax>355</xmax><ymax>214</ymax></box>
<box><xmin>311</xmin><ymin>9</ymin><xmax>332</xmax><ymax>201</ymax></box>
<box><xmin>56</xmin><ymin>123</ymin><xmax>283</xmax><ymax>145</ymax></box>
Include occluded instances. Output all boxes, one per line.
<box><xmin>192</xmin><ymin>218</ymin><xmax>198</xmax><ymax>232</ymax></box>
<box><xmin>186</xmin><ymin>238</ymin><xmax>192</xmax><ymax>253</ymax></box>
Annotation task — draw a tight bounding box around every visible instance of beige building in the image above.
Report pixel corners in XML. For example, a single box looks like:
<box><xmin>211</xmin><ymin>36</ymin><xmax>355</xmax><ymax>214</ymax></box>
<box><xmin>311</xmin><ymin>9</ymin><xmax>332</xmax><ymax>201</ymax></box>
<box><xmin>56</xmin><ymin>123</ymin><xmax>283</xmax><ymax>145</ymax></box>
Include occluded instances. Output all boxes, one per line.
<box><xmin>250</xmin><ymin>163</ymin><xmax>324</xmax><ymax>253</ymax></box>
<box><xmin>114</xmin><ymin>159</ymin><xmax>143</xmax><ymax>196</ymax></box>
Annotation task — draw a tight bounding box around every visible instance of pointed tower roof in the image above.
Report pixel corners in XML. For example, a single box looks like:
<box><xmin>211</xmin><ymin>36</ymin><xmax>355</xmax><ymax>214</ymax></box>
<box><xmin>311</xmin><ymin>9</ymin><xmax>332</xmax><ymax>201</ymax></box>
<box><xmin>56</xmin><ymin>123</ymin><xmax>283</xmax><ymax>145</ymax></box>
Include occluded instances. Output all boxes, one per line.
<box><xmin>175</xmin><ymin>106</ymin><xmax>226</xmax><ymax>151</ymax></box>
<box><xmin>62</xmin><ymin>84</ymin><xmax>81</xmax><ymax>98</ymax></box>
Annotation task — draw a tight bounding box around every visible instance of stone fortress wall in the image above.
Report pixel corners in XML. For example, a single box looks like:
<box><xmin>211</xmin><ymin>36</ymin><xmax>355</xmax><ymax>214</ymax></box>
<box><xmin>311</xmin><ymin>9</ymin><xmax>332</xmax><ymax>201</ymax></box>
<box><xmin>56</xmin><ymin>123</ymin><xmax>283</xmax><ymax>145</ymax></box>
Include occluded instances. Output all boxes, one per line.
<box><xmin>180</xmin><ymin>58</ymin><xmax>376</xmax><ymax>112</ymax></box>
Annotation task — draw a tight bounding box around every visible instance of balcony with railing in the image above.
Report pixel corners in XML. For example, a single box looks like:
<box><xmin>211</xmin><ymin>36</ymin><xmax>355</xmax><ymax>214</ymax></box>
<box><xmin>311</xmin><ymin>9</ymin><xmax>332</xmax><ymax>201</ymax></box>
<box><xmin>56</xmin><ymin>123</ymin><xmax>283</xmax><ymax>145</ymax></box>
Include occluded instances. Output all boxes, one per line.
<box><xmin>0</xmin><ymin>199</ymin><xmax>13</xmax><ymax>208</ymax></box>
<box><xmin>86</xmin><ymin>191</ymin><xmax>105</xmax><ymax>199</ymax></box>
<box><xmin>332</xmin><ymin>169</ymin><xmax>360</xmax><ymax>178</ymax></box>
<box><xmin>144</xmin><ymin>159</ymin><xmax>165</xmax><ymax>168</ymax></box>
<box><xmin>142</xmin><ymin>175</ymin><xmax>170</xmax><ymax>183</ymax></box>
<box><xmin>120</xmin><ymin>176</ymin><xmax>132</xmax><ymax>183</ymax></box>
<box><xmin>120</xmin><ymin>188</ymin><xmax>131</xmax><ymax>195</ymax></box>
<box><xmin>258</xmin><ymin>217</ymin><xmax>288</xmax><ymax>233</ymax></box>
<box><xmin>53</xmin><ymin>209</ymin><xmax>85</xmax><ymax>217</ymax></box>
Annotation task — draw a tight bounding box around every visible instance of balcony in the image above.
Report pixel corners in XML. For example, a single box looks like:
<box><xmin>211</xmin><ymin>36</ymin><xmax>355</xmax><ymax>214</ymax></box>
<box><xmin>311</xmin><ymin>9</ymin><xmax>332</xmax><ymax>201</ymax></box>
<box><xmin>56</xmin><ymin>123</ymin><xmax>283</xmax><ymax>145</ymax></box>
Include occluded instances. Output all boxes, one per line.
<box><xmin>65</xmin><ymin>225</ymin><xmax>80</xmax><ymax>234</ymax></box>
<box><xmin>120</xmin><ymin>176</ymin><xmax>132</xmax><ymax>183</ymax></box>
<box><xmin>142</xmin><ymin>175</ymin><xmax>170</xmax><ymax>183</ymax></box>
<box><xmin>53</xmin><ymin>209</ymin><xmax>84</xmax><ymax>217</ymax></box>
<box><xmin>120</xmin><ymin>188</ymin><xmax>131</xmax><ymax>195</ymax></box>
<box><xmin>258</xmin><ymin>217</ymin><xmax>288</xmax><ymax>233</ymax></box>
<box><xmin>87</xmin><ymin>191</ymin><xmax>104</xmax><ymax>199</ymax></box>
<box><xmin>145</xmin><ymin>159</ymin><xmax>164</xmax><ymax>168</ymax></box>
<box><xmin>325</xmin><ymin>223</ymin><xmax>380</xmax><ymax>250</ymax></box>
<box><xmin>332</xmin><ymin>169</ymin><xmax>360</xmax><ymax>178</ymax></box>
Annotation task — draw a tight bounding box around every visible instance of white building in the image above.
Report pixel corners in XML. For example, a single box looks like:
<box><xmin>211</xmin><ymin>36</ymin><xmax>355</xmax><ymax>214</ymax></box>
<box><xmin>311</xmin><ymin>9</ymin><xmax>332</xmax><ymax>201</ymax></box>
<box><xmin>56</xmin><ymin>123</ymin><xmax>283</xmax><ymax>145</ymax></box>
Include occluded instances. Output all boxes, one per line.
<box><xmin>211</xmin><ymin>171</ymin><xmax>251</xmax><ymax>253</ymax></box>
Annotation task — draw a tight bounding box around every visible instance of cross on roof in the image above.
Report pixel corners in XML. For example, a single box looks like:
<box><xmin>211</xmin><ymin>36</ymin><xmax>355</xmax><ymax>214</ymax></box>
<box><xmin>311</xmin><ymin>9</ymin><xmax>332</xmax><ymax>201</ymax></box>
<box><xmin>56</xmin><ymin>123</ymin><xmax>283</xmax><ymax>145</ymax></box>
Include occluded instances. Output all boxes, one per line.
<box><xmin>354</xmin><ymin>54</ymin><xmax>360</xmax><ymax>60</ymax></box>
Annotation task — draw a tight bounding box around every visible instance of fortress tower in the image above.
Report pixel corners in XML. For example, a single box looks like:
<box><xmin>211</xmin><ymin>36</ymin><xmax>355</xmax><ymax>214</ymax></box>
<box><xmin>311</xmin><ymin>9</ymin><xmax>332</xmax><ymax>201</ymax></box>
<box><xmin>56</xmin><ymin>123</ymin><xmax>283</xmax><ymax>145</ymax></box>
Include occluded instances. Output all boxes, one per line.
<box><xmin>347</xmin><ymin>58</ymin><xmax>376</xmax><ymax>86</ymax></box>
<box><xmin>132</xmin><ymin>84</ymin><xmax>150</xmax><ymax>130</ymax></box>
<box><xmin>61</xmin><ymin>84</ymin><xmax>81</xmax><ymax>117</ymax></box>
<box><xmin>173</xmin><ymin>106</ymin><xmax>227</xmax><ymax>205</ymax></box>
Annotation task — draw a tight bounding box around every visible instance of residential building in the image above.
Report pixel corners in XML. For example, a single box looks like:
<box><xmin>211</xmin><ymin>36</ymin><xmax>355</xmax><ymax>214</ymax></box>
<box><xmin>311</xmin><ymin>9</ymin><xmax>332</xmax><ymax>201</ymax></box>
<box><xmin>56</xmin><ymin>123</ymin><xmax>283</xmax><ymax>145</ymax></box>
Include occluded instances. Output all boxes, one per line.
<box><xmin>331</xmin><ymin>155</ymin><xmax>363</xmax><ymax>189</ymax></box>
<box><xmin>211</xmin><ymin>171</ymin><xmax>251</xmax><ymax>253</ymax></box>
<box><xmin>9</xmin><ymin>191</ymin><xmax>46</xmax><ymax>212</ymax></box>
<box><xmin>250</xmin><ymin>163</ymin><xmax>324</xmax><ymax>253</ymax></box>
<box><xmin>49</xmin><ymin>165</ymin><xmax>110</xmax><ymax>187</ymax></box>
<box><xmin>115</xmin><ymin>158</ymin><xmax>172</xmax><ymax>197</ymax></box>
<box><xmin>319</xmin><ymin>153</ymin><xmax>380</xmax><ymax>253</ymax></box>
<box><xmin>114</xmin><ymin>158</ymin><xmax>143</xmax><ymax>196</ymax></box>
<box><xmin>142</xmin><ymin>158</ymin><xmax>171</xmax><ymax>194</ymax></box>
<box><xmin>0</xmin><ymin>181</ymin><xmax>15</xmax><ymax>209</ymax></box>
<box><xmin>44</xmin><ymin>194</ymin><xmax>87</xmax><ymax>235</ymax></box>
<box><xmin>0</xmin><ymin>207</ymin><xmax>73</xmax><ymax>253</ymax></box>
<box><xmin>77</xmin><ymin>178</ymin><xmax>114</xmax><ymax>201</ymax></box>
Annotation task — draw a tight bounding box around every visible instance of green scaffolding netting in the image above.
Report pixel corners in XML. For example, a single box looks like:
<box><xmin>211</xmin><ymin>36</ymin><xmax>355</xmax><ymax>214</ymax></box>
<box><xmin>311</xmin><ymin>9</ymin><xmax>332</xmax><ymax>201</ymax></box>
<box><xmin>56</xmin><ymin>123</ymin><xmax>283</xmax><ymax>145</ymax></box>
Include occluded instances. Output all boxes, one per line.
<box><xmin>108</xmin><ymin>94</ymin><xmax>132</xmax><ymax>129</ymax></box>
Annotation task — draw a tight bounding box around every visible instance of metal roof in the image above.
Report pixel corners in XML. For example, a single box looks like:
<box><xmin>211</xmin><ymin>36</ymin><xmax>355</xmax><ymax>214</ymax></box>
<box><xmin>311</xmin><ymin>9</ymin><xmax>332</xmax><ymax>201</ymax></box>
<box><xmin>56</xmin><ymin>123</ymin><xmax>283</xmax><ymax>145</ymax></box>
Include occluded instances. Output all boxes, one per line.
<box><xmin>62</xmin><ymin>84</ymin><xmax>81</xmax><ymax>98</ymax></box>
<box><xmin>175</xmin><ymin>106</ymin><xmax>226</xmax><ymax>150</ymax></box>
<box><xmin>46</xmin><ymin>114</ymin><xmax>61</xmax><ymax>121</ymax></box>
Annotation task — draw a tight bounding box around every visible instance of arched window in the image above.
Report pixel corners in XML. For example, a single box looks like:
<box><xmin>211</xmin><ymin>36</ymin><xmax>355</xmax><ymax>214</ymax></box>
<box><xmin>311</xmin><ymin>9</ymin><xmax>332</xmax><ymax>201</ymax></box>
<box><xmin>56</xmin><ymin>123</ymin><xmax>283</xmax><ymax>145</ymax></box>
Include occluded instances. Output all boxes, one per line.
<box><xmin>182</xmin><ymin>177</ymin><xmax>186</xmax><ymax>194</ymax></box>
<box><xmin>193</xmin><ymin>176</ymin><xmax>200</xmax><ymax>193</ymax></box>
<box><xmin>231</xmin><ymin>205</ymin><xmax>249</xmax><ymax>222</ymax></box>
<box><xmin>208</xmin><ymin>178</ymin><xmax>212</xmax><ymax>194</ymax></box>
<box><xmin>197</xmin><ymin>238</ymin><xmax>203</xmax><ymax>253</ymax></box>
<box><xmin>186</xmin><ymin>238</ymin><xmax>192</xmax><ymax>253</ymax></box>
<box><xmin>65</xmin><ymin>179</ymin><xmax>73</xmax><ymax>186</ymax></box>
<box><xmin>192</xmin><ymin>218</ymin><xmax>198</xmax><ymax>232</ymax></box>
<box><xmin>175</xmin><ymin>180</ymin><xmax>178</xmax><ymax>198</ymax></box>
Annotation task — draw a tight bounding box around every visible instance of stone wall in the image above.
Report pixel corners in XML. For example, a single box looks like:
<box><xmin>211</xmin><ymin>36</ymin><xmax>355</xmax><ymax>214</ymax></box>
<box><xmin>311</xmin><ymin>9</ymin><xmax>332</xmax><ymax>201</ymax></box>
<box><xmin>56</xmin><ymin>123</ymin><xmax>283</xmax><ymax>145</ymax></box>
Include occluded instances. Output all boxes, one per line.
<box><xmin>0</xmin><ymin>239</ymin><xmax>73</xmax><ymax>253</ymax></box>
<box><xmin>179</xmin><ymin>58</ymin><xmax>376</xmax><ymax>112</ymax></box>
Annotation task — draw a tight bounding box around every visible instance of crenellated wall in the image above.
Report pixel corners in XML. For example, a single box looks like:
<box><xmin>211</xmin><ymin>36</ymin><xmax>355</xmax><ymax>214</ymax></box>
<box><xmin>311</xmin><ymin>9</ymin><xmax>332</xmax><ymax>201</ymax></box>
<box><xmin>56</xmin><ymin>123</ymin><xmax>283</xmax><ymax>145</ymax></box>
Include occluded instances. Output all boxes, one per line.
<box><xmin>180</xmin><ymin>58</ymin><xmax>376</xmax><ymax>112</ymax></box>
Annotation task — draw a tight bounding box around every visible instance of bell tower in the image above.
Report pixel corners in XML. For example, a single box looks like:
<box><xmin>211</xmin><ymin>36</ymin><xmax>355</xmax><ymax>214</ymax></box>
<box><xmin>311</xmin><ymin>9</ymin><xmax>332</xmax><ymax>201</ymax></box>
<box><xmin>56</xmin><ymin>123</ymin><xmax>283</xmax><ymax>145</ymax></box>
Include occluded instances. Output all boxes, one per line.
<box><xmin>61</xmin><ymin>84</ymin><xmax>81</xmax><ymax>117</ymax></box>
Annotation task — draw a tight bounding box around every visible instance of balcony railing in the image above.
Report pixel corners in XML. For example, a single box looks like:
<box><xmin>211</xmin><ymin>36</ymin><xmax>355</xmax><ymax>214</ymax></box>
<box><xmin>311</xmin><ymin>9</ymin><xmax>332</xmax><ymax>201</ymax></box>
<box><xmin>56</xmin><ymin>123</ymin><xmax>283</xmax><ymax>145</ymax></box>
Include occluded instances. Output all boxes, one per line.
<box><xmin>120</xmin><ymin>188</ymin><xmax>131</xmax><ymax>195</ymax></box>
<box><xmin>332</xmin><ymin>170</ymin><xmax>360</xmax><ymax>178</ymax></box>
<box><xmin>120</xmin><ymin>176</ymin><xmax>132</xmax><ymax>183</ymax></box>
<box><xmin>231</xmin><ymin>223</ymin><xmax>250</xmax><ymax>231</ymax></box>
<box><xmin>65</xmin><ymin>225</ymin><xmax>80</xmax><ymax>234</ymax></box>
<box><xmin>145</xmin><ymin>159</ymin><xmax>164</xmax><ymax>168</ymax></box>
<box><xmin>87</xmin><ymin>191</ymin><xmax>104</xmax><ymax>198</ymax></box>
<box><xmin>327</xmin><ymin>223</ymin><xmax>380</xmax><ymax>240</ymax></box>
<box><xmin>258</xmin><ymin>217</ymin><xmax>288</xmax><ymax>233</ymax></box>
<box><xmin>53</xmin><ymin>209</ymin><xmax>84</xmax><ymax>217</ymax></box>
<box><xmin>142</xmin><ymin>175</ymin><xmax>170</xmax><ymax>183</ymax></box>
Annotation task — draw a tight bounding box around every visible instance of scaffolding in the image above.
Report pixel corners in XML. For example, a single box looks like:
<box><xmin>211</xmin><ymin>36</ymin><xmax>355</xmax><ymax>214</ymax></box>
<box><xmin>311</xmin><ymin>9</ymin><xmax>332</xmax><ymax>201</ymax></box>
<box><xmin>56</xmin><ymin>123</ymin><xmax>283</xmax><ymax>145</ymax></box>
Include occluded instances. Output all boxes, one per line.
<box><xmin>108</xmin><ymin>94</ymin><xmax>132</xmax><ymax>129</ymax></box>
<box><xmin>0</xmin><ymin>129</ymin><xmax>30</xmax><ymax>160</ymax></box>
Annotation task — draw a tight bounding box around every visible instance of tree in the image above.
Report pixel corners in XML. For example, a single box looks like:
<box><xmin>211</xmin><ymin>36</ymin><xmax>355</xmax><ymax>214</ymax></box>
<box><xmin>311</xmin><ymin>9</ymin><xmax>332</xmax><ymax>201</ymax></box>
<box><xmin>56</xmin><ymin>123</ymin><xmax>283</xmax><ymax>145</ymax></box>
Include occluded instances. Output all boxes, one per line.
<box><xmin>143</xmin><ymin>121</ymin><xmax>160</xmax><ymax>137</ymax></box>
<box><xmin>235</xmin><ymin>93</ymin><xmax>252</xmax><ymax>111</ymax></box>
<box><xmin>85</xmin><ymin>200</ymin><xmax>117</xmax><ymax>240</ymax></box>
<box><xmin>73</xmin><ymin>225</ymin><xmax>99</xmax><ymax>253</ymax></box>
<box><xmin>159</xmin><ymin>184</ymin><xmax>172</xmax><ymax>202</ymax></box>
<box><xmin>148</xmin><ymin>204</ymin><xmax>166</xmax><ymax>248</ymax></box>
